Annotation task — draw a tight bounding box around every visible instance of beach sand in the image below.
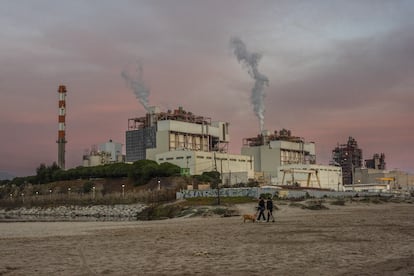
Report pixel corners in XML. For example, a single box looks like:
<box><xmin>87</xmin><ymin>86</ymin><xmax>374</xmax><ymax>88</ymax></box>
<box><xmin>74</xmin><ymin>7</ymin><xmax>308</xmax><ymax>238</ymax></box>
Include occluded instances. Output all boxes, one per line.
<box><xmin>0</xmin><ymin>202</ymin><xmax>413</xmax><ymax>275</ymax></box>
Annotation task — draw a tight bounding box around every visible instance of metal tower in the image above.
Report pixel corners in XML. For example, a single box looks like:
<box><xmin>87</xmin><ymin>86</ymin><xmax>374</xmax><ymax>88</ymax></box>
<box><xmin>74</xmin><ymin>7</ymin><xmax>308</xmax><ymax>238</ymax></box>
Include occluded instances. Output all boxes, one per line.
<box><xmin>57</xmin><ymin>85</ymin><xmax>67</xmax><ymax>169</ymax></box>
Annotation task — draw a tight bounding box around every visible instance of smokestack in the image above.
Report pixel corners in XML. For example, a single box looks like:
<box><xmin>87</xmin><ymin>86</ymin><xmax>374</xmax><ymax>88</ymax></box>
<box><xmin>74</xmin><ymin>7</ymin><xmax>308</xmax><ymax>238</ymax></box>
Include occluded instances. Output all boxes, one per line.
<box><xmin>57</xmin><ymin>85</ymin><xmax>67</xmax><ymax>169</ymax></box>
<box><xmin>121</xmin><ymin>61</ymin><xmax>150</xmax><ymax>111</ymax></box>
<box><xmin>230</xmin><ymin>37</ymin><xmax>269</xmax><ymax>132</ymax></box>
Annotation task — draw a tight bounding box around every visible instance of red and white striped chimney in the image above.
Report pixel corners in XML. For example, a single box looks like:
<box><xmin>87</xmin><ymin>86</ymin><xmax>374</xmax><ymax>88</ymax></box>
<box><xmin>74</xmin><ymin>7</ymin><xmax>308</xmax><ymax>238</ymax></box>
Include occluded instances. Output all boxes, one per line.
<box><xmin>57</xmin><ymin>85</ymin><xmax>67</xmax><ymax>169</ymax></box>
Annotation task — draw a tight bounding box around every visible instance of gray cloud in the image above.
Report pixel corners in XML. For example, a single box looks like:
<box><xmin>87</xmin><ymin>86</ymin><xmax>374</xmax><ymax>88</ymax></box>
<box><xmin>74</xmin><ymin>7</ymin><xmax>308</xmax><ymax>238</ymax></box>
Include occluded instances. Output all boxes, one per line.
<box><xmin>1</xmin><ymin>1</ymin><xmax>414</xmax><ymax>175</ymax></box>
<box><xmin>266</xmin><ymin>24</ymin><xmax>414</xmax><ymax>115</ymax></box>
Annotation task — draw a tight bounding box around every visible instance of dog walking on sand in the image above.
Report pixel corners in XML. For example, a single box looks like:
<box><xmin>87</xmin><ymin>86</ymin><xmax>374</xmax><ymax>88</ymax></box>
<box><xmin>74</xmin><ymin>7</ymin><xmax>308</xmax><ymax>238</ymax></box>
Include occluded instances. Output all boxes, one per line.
<box><xmin>242</xmin><ymin>214</ymin><xmax>256</xmax><ymax>223</ymax></box>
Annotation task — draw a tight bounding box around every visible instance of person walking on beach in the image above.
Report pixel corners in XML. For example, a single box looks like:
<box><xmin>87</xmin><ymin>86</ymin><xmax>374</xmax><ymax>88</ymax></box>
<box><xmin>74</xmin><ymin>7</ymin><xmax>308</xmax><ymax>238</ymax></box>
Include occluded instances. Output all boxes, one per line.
<box><xmin>266</xmin><ymin>197</ymin><xmax>275</xmax><ymax>222</ymax></box>
<box><xmin>257</xmin><ymin>197</ymin><xmax>266</xmax><ymax>222</ymax></box>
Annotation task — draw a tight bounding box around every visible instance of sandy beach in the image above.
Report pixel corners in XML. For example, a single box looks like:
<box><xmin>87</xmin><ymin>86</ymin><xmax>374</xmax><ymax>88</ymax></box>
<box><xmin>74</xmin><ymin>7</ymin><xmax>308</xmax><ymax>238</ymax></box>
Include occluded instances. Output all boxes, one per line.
<box><xmin>1</xmin><ymin>202</ymin><xmax>413</xmax><ymax>276</ymax></box>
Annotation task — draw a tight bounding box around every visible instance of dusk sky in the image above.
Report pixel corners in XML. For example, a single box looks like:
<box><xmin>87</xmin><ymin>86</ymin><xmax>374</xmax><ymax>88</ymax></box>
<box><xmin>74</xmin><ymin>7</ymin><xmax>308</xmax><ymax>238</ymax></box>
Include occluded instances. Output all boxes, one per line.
<box><xmin>1</xmin><ymin>1</ymin><xmax>413</xmax><ymax>177</ymax></box>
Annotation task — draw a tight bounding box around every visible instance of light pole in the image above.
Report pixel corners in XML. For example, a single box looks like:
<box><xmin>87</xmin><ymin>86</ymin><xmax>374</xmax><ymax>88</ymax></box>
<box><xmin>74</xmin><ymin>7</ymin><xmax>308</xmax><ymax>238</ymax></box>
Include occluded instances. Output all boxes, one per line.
<box><xmin>21</xmin><ymin>193</ymin><xmax>24</xmax><ymax>204</ymax></box>
<box><xmin>407</xmin><ymin>173</ymin><xmax>409</xmax><ymax>192</ymax></box>
<box><xmin>122</xmin><ymin>184</ymin><xmax>125</xmax><ymax>199</ymax></box>
<box><xmin>92</xmin><ymin>186</ymin><xmax>96</xmax><ymax>200</ymax></box>
<box><xmin>49</xmin><ymin>189</ymin><xmax>52</xmax><ymax>201</ymax></box>
<box><xmin>68</xmin><ymin>187</ymin><xmax>71</xmax><ymax>198</ymax></box>
<box><xmin>157</xmin><ymin>180</ymin><xmax>161</xmax><ymax>191</ymax></box>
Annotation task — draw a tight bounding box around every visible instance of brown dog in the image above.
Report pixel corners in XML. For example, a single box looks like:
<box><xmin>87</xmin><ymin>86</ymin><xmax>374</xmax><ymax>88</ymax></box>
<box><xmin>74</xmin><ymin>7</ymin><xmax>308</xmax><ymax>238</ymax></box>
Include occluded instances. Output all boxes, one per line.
<box><xmin>243</xmin><ymin>214</ymin><xmax>256</xmax><ymax>223</ymax></box>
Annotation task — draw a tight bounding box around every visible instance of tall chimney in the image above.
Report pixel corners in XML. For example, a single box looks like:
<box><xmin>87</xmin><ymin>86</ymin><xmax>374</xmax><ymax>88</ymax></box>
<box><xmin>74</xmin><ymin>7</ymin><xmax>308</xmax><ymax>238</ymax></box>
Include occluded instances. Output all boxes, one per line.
<box><xmin>57</xmin><ymin>85</ymin><xmax>67</xmax><ymax>169</ymax></box>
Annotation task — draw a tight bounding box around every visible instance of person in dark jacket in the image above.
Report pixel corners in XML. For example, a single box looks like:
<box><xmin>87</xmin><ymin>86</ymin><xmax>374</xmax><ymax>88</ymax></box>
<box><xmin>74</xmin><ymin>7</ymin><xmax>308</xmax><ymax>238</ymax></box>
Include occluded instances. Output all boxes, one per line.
<box><xmin>257</xmin><ymin>197</ymin><xmax>266</xmax><ymax>222</ymax></box>
<box><xmin>266</xmin><ymin>197</ymin><xmax>275</xmax><ymax>222</ymax></box>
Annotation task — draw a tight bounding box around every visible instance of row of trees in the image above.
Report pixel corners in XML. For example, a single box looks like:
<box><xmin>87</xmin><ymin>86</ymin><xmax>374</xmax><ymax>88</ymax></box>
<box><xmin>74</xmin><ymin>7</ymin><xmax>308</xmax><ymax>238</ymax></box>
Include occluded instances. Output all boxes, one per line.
<box><xmin>0</xmin><ymin>160</ymin><xmax>182</xmax><ymax>187</ymax></box>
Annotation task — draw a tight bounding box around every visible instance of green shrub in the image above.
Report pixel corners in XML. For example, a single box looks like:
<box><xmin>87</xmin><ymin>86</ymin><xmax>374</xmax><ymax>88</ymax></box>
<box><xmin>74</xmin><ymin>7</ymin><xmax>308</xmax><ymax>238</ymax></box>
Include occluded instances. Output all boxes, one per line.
<box><xmin>330</xmin><ymin>199</ymin><xmax>346</xmax><ymax>206</ymax></box>
<box><xmin>82</xmin><ymin>181</ymin><xmax>94</xmax><ymax>193</ymax></box>
<box><xmin>304</xmin><ymin>200</ymin><xmax>329</xmax><ymax>210</ymax></box>
<box><xmin>289</xmin><ymin>202</ymin><xmax>305</xmax><ymax>208</ymax></box>
<box><xmin>260</xmin><ymin>193</ymin><xmax>272</xmax><ymax>199</ymax></box>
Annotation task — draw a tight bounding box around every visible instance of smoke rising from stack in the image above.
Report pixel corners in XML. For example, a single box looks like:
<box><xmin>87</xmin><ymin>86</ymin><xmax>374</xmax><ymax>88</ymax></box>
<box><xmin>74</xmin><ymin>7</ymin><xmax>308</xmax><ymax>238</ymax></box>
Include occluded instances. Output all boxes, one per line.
<box><xmin>121</xmin><ymin>62</ymin><xmax>150</xmax><ymax>111</ymax></box>
<box><xmin>230</xmin><ymin>37</ymin><xmax>269</xmax><ymax>131</ymax></box>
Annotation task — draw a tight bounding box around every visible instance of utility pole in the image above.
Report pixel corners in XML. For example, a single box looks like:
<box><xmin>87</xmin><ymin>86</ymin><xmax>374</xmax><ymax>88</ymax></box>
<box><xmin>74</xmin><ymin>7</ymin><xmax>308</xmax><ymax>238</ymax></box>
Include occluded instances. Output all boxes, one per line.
<box><xmin>186</xmin><ymin>156</ymin><xmax>190</xmax><ymax>175</ymax></box>
<box><xmin>219</xmin><ymin>157</ymin><xmax>223</xmax><ymax>205</ymax></box>
<box><xmin>214</xmin><ymin>152</ymin><xmax>220</xmax><ymax>205</ymax></box>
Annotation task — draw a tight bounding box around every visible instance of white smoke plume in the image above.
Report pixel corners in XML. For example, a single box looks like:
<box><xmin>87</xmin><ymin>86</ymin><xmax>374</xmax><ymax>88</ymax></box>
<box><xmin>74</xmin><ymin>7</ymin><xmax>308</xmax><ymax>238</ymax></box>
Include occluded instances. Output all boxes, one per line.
<box><xmin>121</xmin><ymin>61</ymin><xmax>150</xmax><ymax>111</ymax></box>
<box><xmin>230</xmin><ymin>37</ymin><xmax>269</xmax><ymax>131</ymax></box>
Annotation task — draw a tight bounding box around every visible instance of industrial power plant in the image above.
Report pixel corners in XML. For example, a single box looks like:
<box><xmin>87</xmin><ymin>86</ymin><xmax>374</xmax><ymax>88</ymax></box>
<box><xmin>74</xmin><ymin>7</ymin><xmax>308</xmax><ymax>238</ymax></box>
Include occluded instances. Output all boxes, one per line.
<box><xmin>119</xmin><ymin>105</ymin><xmax>342</xmax><ymax>190</ymax></box>
<box><xmin>70</xmin><ymin>89</ymin><xmax>414</xmax><ymax>193</ymax></box>
<box><xmin>60</xmin><ymin>37</ymin><xmax>414</xmax><ymax>193</ymax></box>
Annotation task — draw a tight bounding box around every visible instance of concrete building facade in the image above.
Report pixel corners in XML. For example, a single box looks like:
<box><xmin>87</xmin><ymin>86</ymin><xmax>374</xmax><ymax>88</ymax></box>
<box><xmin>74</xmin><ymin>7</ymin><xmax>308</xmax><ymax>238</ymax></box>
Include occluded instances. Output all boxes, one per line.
<box><xmin>343</xmin><ymin>183</ymin><xmax>390</xmax><ymax>193</ymax></box>
<box><xmin>354</xmin><ymin>168</ymin><xmax>414</xmax><ymax>192</ymax></box>
<box><xmin>126</xmin><ymin>106</ymin><xmax>253</xmax><ymax>183</ymax></box>
<box><xmin>156</xmin><ymin>150</ymin><xmax>254</xmax><ymax>185</ymax></box>
<box><xmin>241</xmin><ymin>129</ymin><xmax>316</xmax><ymax>183</ymax></box>
<box><xmin>126</xmin><ymin>106</ymin><xmax>229</xmax><ymax>163</ymax></box>
<box><xmin>82</xmin><ymin>151</ymin><xmax>112</xmax><ymax>167</ymax></box>
<box><xmin>99</xmin><ymin>139</ymin><xmax>123</xmax><ymax>162</ymax></box>
<box><xmin>277</xmin><ymin>164</ymin><xmax>343</xmax><ymax>191</ymax></box>
<box><xmin>82</xmin><ymin>140</ymin><xmax>124</xmax><ymax>167</ymax></box>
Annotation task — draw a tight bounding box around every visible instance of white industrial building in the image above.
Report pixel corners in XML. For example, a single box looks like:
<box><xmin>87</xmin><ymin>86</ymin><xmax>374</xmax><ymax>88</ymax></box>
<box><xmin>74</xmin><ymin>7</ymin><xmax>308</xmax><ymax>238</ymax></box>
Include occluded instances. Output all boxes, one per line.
<box><xmin>126</xmin><ymin>106</ymin><xmax>253</xmax><ymax>183</ymax></box>
<box><xmin>146</xmin><ymin>119</ymin><xmax>229</xmax><ymax>161</ymax></box>
<box><xmin>125</xmin><ymin>108</ymin><xmax>346</xmax><ymax>188</ymax></box>
<box><xmin>82</xmin><ymin>140</ymin><xmax>124</xmax><ymax>167</ymax></box>
<box><xmin>277</xmin><ymin>164</ymin><xmax>343</xmax><ymax>191</ymax></box>
<box><xmin>156</xmin><ymin>150</ymin><xmax>254</xmax><ymax>185</ymax></box>
<box><xmin>82</xmin><ymin>150</ymin><xmax>112</xmax><ymax>167</ymax></box>
<box><xmin>99</xmin><ymin>139</ymin><xmax>123</xmax><ymax>162</ymax></box>
<box><xmin>343</xmin><ymin>183</ymin><xmax>390</xmax><ymax>193</ymax></box>
<box><xmin>241</xmin><ymin>129</ymin><xmax>316</xmax><ymax>184</ymax></box>
<box><xmin>126</xmin><ymin>106</ymin><xmax>229</xmax><ymax>162</ymax></box>
<box><xmin>354</xmin><ymin>168</ymin><xmax>414</xmax><ymax>192</ymax></box>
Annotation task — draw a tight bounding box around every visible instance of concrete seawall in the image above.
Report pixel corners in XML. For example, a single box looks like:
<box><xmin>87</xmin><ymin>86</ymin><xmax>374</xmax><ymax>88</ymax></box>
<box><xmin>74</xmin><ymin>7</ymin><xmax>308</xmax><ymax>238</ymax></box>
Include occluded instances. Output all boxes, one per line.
<box><xmin>0</xmin><ymin>203</ymin><xmax>147</xmax><ymax>221</ymax></box>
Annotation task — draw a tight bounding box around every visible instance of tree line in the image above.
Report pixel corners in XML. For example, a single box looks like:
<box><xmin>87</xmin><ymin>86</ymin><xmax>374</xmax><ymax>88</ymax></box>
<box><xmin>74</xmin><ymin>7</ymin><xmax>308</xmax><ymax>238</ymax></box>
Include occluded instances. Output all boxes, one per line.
<box><xmin>0</xmin><ymin>160</ymin><xmax>182</xmax><ymax>186</ymax></box>
<box><xmin>0</xmin><ymin>160</ymin><xmax>222</xmax><ymax>187</ymax></box>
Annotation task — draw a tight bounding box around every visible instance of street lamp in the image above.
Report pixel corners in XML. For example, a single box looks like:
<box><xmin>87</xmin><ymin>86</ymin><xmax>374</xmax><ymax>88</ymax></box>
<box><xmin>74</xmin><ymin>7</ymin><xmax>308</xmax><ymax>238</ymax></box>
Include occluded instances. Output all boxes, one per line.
<box><xmin>49</xmin><ymin>189</ymin><xmax>52</xmax><ymax>200</ymax></box>
<box><xmin>158</xmin><ymin>180</ymin><xmax>161</xmax><ymax>191</ymax></box>
<box><xmin>122</xmin><ymin>184</ymin><xmax>125</xmax><ymax>199</ymax></box>
<box><xmin>68</xmin><ymin>187</ymin><xmax>71</xmax><ymax>197</ymax></box>
<box><xmin>21</xmin><ymin>193</ymin><xmax>24</xmax><ymax>204</ymax></box>
<box><xmin>92</xmin><ymin>186</ymin><xmax>96</xmax><ymax>200</ymax></box>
